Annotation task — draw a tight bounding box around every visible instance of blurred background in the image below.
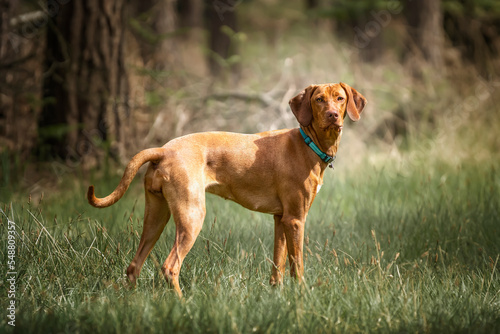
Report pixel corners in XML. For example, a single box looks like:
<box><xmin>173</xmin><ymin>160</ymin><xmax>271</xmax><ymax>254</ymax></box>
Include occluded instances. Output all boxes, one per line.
<box><xmin>1</xmin><ymin>0</ymin><xmax>499</xmax><ymax>195</ymax></box>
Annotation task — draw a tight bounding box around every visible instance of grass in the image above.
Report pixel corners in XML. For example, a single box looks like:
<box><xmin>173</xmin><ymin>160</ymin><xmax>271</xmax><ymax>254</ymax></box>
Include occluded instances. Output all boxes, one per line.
<box><xmin>1</xmin><ymin>150</ymin><xmax>499</xmax><ymax>333</ymax></box>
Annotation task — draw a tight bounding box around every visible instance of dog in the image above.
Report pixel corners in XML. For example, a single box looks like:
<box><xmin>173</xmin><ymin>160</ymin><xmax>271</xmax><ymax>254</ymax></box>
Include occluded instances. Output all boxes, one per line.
<box><xmin>88</xmin><ymin>83</ymin><xmax>367</xmax><ymax>297</ymax></box>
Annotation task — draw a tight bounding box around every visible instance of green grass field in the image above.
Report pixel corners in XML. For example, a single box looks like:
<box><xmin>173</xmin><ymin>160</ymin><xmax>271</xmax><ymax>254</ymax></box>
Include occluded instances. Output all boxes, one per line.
<box><xmin>1</xmin><ymin>146</ymin><xmax>499</xmax><ymax>333</ymax></box>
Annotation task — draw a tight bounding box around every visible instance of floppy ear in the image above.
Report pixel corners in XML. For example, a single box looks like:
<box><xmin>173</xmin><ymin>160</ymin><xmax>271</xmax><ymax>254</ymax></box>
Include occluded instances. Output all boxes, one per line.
<box><xmin>289</xmin><ymin>85</ymin><xmax>318</xmax><ymax>127</ymax></box>
<box><xmin>340</xmin><ymin>82</ymin><xmax>367</xmax><ymax>121</ymax></box>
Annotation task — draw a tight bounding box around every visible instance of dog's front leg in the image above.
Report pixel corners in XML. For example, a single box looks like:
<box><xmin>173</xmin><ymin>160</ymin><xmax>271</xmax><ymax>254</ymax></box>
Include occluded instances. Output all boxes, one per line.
<box><xmin>270</xmin><ymin>215</ymin><xmax>288</xmax><ymax>286</ymax></box>
<box><xmin>282</xmin><ymin>216</ymin><xmax>305</xmax><ymax>281</ymax></box>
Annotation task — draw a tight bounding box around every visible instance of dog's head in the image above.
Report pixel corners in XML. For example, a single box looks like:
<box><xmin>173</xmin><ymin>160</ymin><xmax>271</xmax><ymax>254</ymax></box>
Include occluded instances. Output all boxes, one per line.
<box><xmin>289</xmin><ymin>83</ymin><xmax>367</xmax><ymax>131</ymax></box>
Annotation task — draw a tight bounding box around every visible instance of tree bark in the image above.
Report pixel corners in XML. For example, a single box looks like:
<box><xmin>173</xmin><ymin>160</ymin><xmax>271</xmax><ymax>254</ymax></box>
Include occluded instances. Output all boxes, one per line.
<box><xmin>0</xmin><ymin>0</ymin><xmax>13</xmax><ymax>60</ymax></box>
<box><xmin>39</xmin><ymin>0</ymin><xmax>131</xmax><ymax>165</ymax></box>
<box><xmin>1</xmin><ymin>1</ymin><xmax>44</xmax><ymax>162</ymax></box>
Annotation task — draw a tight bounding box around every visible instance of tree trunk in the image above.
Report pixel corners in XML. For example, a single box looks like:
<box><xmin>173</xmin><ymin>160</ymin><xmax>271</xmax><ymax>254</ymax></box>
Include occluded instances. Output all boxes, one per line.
<box><xmin>405</xmin><ymin>0</ymin><xmax>444</xmax><ymax>69</ymax></box>
<box><xmin>178</xmin><ymin>0</ymin><xmax>203</xmax><ymax>29</ymax></box>
<box><xmin>39</xmin><ymin>0</ymin><xmax>131</xmax><ymax>166</ymax></box>
<box><xmin>130</xmin><ymin>0</ymin><xmax>177</xmax><ymax>69</ymax></box>
<box><xmin>152</xmin><ymin>0</ymin><xmax>177</xmax><ymax>69</ymax></box>
<box><xmin>1</xmin><ymin>1</ymin><xmax>44</xmax><ymax>163</ymax></box>
<box><xmin>206</xmin><ymin>0</ymin><xmax>239</xmax><ymax>79</ymax></box>
<box><xmin>329</xmin><ymin>2</ymin><xmax>386</xmax><ymax>62</ymax></box>
<box><xmin>178</xmin><ymin>0</ymin><xmax>206</xmax><ymax>76</ymax></box>
<box><xmin>0</xmin><ymin>0</ymin><xmax>13</xmax><ymax>60</ymax></box>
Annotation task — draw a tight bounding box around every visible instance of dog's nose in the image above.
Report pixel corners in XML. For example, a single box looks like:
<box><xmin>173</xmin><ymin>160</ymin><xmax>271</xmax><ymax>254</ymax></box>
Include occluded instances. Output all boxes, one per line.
<box><xmin>326</xmin><ymin>110</ymin><xmax>339</xmax><ymax>120</ymax></box>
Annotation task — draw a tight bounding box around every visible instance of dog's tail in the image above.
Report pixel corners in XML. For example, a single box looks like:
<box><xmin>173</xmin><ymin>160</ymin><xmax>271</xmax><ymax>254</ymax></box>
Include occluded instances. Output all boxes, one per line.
<box><xmin>87</xmin><ymin>148</ymin><xmax>166</xmax><ymax>208</ymax></box>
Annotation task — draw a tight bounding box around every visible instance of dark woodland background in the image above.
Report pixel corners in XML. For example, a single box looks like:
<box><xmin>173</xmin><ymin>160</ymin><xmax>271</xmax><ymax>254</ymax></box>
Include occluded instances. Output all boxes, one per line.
<box><xmin>1</xmin><ymin>0</ymin><xmax>500</xmax><ymax>191</ymax></box>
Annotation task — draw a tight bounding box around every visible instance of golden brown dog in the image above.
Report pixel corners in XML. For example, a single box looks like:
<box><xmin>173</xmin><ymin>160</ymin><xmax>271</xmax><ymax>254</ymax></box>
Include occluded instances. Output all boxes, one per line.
<box><xmin>88</xmin><ymin>83</ymin><xmax>367</xmax><ymax>297</ymax></box>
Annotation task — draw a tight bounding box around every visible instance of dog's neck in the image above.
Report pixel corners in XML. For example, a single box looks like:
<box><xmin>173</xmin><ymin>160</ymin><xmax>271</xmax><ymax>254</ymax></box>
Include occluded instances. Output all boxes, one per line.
<box><xmin>300</xmin><ymin>125</ymin><xmax>342</xmax><ymax>162</ymax></box>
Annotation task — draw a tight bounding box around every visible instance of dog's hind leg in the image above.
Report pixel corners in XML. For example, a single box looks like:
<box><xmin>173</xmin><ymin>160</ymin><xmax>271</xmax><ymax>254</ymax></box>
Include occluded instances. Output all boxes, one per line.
<box><xmin>161</xmin><ymin>181</ymin><xmax>206</xmax><ymax>298</ymax></box>
<box><xmin>126</xmin><ymin>190</ymin><xmax>171</xmax><ymax>285</ymax></box>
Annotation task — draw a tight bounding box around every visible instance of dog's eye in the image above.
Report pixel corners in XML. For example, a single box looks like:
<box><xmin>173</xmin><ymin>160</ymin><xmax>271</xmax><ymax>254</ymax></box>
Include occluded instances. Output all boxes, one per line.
<box><xmin>316</xmin><ymin>97</ymin><xmax>323</xmax><ymax>102</ymax></box>
<box><xmin>337</xmin><ymin>96</ymin><xmax>345</xmax><ymax>102</ymax></box>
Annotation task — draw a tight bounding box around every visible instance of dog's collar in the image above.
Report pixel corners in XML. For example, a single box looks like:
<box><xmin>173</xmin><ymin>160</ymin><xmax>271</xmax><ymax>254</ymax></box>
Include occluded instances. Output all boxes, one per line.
<box><xmin>299</xmin><ymin>128</ymin><xmax>336</xmax><ymax>168</ymax></box>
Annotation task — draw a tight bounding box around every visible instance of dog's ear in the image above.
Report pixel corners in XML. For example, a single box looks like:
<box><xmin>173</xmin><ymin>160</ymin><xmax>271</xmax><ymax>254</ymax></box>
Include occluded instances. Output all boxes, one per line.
<box><xmin>289</xmin><ymin>85</ymin><xmax>318</xmax><ymax>127</ymax></box>
<box><xmin>340</xmin><ymin>82</ymin><xmax>367</xmax><ymax>121</ymax></box>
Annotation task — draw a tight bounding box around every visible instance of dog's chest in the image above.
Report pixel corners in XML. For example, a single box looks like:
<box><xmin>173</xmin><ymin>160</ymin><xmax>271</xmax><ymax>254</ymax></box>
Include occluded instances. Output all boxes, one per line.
<box><xmin>316</xmin><ymin>183</ymin><xmax>322</xmax><ymax>194</ymax></box>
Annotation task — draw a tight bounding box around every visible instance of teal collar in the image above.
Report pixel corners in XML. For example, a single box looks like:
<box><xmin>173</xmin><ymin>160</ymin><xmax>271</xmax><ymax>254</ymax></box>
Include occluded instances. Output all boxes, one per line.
<box><xmin>299</xmin><ymin>128</ymin><xmax>336</xmax><ymax>167</ymax></box>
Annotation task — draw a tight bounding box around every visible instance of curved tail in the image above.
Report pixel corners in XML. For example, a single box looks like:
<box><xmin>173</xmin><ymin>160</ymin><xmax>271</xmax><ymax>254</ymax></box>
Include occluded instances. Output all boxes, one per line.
<box><xmin>87</xmin><ymin>148</ymin><xmax>166</xmax><ymax>208</ymax></box>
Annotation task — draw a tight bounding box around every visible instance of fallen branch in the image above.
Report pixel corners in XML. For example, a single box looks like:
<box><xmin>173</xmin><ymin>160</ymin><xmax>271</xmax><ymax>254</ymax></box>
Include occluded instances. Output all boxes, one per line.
<box><xmin>10</xmin><ymin>11</ymin><xmax>46</xmax><ymax>28</ymax></box>
<box><xmin>205</xmin><ymin>91</ymin><xmax>275</xmax><ymax>107</ymax></box>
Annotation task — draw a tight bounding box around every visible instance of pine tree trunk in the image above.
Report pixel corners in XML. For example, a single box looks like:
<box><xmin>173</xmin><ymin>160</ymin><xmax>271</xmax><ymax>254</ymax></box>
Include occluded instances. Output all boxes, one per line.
<box><xmin>39</xmin><ymin>0</ymin><xmax>131</xmax><ymax>166</ymax></box>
